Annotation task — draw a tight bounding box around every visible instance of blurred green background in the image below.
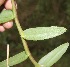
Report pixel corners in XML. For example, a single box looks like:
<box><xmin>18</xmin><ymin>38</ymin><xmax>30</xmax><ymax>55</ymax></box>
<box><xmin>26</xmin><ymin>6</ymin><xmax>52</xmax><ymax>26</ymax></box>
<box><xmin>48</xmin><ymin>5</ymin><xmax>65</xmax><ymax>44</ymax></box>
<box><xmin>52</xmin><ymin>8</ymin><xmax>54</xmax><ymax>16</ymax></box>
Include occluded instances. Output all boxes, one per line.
<box><xmin>0</xmin><ymin>0</ymin><xmax>70</xmax><ymax>67</ymax></box>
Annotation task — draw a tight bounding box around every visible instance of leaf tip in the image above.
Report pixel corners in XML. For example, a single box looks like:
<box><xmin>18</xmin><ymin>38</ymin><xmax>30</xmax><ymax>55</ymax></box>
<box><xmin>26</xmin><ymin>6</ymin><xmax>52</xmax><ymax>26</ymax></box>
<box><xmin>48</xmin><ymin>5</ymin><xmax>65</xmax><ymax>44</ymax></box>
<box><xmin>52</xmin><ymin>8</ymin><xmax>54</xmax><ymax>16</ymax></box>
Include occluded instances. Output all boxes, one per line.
<box><xmin>63</xmin><ymin>42</ymin><xmax>69</xmax><ymax>47</ymax></box>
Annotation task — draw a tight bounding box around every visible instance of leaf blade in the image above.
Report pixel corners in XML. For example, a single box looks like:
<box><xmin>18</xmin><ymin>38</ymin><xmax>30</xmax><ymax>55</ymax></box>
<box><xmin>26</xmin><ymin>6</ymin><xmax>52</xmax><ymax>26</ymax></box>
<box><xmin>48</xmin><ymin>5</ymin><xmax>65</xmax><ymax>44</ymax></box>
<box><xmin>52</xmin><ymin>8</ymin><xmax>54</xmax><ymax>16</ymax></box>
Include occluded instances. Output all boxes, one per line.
<box><xmin>0</xmin><ymin>10</ymin><xmax>15</xmax><ymax>24</ymax></box>
<box><xmin>22</xmin><ymin>26</ymin><xmax>67</xmax><ymax>40</ymax></box>
<box><xmin>38</xmin><ymin>43</ymin><xmax>69</xmax><ymax>67</ymax></box>
<box><xmin>0</xmin><ymin>51</ymin><xmax>28</xmax><ymax>67</ymax></box>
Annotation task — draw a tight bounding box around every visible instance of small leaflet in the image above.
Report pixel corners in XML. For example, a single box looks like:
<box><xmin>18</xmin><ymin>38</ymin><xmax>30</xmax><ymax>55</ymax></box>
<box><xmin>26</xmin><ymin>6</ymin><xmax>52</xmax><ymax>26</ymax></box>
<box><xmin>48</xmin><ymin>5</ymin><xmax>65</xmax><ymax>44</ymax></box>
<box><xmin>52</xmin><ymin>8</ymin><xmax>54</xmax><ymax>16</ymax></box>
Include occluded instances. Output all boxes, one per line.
<box><xmin>22</xmin><ymin>26</ymin><xmax>67</xmax><ymax>40</ymax></box>
<box><xmin>0</xmin><ymin>10</ymin><xmax>15</xmax><ymax>24</ymax></box>
<box><xmin>38</xmin><ymin>43</ymin><xmax>69</xmax><ymax>67</ymax></box>
<box><xmin>0</xmin><ymin>51</ymin><xmax>28</xmax><ymax>67</ymax></box>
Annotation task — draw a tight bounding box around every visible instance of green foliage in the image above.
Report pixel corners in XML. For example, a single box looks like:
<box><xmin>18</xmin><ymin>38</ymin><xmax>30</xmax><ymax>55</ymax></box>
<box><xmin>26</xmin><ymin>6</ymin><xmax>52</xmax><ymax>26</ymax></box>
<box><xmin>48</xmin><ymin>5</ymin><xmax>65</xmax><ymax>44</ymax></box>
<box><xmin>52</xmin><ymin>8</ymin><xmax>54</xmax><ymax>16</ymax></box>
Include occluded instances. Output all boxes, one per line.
<box><xmin>38</xmin><ymin>43</ymin><xmax>69</xmax><ymax>67</ymax></box>
<box><xmin>0</xmin><ymin>0</ymin><xmax>69</xmax><ymax>67</ymax></box>
<box><xmin>0</xmin><ymin>51</ymin><xmax>28</xmax><ymax>67</ymax></box>
<box><xmin>0</xmin><ymin>10</ymin><xmax>15</xmax><ymax>24</ymax></box>
<box><xmin>22</xmin><ymin>26</ymin><xmax>66</xmax><ymax>40</ymax></box>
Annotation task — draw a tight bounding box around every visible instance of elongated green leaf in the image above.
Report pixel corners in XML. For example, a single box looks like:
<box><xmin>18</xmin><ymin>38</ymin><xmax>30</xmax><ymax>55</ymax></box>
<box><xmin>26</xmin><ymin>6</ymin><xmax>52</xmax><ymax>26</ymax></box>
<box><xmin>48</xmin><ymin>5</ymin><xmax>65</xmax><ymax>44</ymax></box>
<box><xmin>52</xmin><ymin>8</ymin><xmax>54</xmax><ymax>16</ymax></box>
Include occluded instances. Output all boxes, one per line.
<box><xmin>0</xmin><ymin>10</ymin><xmax>15</xmax><ymax>24</ymax></box>
<box><xmin>0</xmin><ymin>51</ymin><xmax>28</xmax><ymax>67</ymax></box>
<box><xmin>38</xmin><ymin>43</ymin><xmax>69</xmax><ymax>67</ymax></box>
<box><xmin>22</xmin><ymin>26</ymin><xmax>67</xmax><ymax>40</ymax></box>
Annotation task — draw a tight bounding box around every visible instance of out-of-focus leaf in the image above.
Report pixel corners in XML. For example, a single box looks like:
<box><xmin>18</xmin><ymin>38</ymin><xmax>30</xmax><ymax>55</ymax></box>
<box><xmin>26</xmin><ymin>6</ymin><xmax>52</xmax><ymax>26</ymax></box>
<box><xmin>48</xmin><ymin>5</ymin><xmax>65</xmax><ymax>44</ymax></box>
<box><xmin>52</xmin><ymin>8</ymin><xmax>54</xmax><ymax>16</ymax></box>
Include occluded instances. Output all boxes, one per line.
<box><xmin>0</xmin><ymin>51</ymin><xmax>28</xmax><ymax>67</ymax></box>
<box><xmin>0</xmin><ymin>10</ymin><xmax>15</xmax><ymax>24</ymax></box>
<box><xmin>38</xmin><ymin>43</ymin><xmax>69</xmax><ymax>67</ymax></box>
<box><xmin>22</xmin><ymin>26</ymin><xmax>67</xmax><ymax>40</ymax></box>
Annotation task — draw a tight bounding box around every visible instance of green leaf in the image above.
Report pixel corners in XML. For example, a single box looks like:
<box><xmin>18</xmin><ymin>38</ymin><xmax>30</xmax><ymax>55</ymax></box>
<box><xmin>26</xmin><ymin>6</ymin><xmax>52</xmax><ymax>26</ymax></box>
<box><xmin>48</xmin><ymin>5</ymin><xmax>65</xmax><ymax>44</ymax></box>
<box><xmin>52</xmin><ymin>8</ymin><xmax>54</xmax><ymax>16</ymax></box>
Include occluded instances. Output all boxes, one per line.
<box><xmin>22</xmin><ymin>26</ymin><xmax>67</xmax><ymax>40</ymax></box>
<box><xmin>0</xmin><ymin>51</ymin><xmax>28</xmax><ymax>67</ymax></box>
<box><xmin>0</xmin><ymin>10</ymin><xmax>15</xmax><ymax>24</ymax></box>
<box><xmin>38</xmin><ymin>43</ymin><xmax>69</xmax><ymax>67</ymax></box>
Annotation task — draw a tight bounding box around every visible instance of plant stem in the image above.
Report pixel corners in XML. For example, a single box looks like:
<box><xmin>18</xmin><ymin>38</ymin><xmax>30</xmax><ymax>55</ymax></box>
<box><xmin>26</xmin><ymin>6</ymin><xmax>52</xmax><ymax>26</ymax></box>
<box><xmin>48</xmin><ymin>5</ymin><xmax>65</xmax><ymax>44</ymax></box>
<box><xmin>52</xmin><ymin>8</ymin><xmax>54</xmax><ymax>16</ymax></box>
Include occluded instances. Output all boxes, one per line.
<box><xmin>21</xmin><ymin>38</ymin><xmax>40</xmax><ymax>67</ymax></box>
<box><xmin>11</xmin><ymin>0</ymin><xmax>23</xmax><ymax>36</ymax></box>
<box><xmin>7</xmin><ymin>44</ymin><xmax>9</xmax><ymax>67</ymax></box>
<box><xmin>11</xmin><ymin>0</ymin><xmax>40</xmax><ymax>67</ymax></box>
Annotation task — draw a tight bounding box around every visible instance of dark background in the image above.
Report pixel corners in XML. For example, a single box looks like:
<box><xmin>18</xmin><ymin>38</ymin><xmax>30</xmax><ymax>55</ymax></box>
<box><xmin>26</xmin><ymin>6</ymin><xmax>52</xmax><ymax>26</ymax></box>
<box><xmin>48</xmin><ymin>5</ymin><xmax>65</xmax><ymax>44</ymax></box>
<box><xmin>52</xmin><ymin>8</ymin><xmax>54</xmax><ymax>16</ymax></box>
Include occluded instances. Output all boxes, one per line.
<box><xmin>0</xmin><ymin>0</ymin><xmax>70</xmax><ymax>67</ymax></box>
